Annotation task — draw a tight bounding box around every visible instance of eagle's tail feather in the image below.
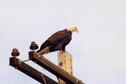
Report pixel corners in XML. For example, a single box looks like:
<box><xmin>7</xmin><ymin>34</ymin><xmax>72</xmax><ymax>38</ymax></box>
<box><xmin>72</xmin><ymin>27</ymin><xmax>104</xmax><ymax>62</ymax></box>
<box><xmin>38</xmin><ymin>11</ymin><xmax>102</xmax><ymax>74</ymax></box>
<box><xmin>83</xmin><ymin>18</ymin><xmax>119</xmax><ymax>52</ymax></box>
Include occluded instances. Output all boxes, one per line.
<box><xmin>37</xmin><ymin>47</ymin><xmax>50</xmax><ymax>55</ymax></box>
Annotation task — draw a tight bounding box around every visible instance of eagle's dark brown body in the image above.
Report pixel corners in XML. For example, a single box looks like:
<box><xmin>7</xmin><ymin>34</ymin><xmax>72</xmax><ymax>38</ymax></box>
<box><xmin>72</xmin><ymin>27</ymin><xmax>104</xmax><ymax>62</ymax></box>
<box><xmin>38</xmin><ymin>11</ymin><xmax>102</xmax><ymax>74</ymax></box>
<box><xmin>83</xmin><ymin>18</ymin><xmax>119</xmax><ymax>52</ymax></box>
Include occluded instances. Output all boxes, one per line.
<box><xmin>37</xmin><ymin>29</ymin><xmax>72</xmax><ymax>53</ymax></box>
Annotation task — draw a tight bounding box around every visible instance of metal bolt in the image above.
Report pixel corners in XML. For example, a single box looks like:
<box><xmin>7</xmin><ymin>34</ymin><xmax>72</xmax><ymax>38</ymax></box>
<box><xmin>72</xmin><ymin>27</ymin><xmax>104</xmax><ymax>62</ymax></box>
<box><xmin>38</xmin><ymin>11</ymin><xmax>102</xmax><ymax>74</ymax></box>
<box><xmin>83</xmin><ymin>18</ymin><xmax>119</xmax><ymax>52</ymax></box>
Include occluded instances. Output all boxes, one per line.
<box><xmin>59</xmin><ymin>62</ymin><xmax>63</xmax><ymax>66</ymax></box>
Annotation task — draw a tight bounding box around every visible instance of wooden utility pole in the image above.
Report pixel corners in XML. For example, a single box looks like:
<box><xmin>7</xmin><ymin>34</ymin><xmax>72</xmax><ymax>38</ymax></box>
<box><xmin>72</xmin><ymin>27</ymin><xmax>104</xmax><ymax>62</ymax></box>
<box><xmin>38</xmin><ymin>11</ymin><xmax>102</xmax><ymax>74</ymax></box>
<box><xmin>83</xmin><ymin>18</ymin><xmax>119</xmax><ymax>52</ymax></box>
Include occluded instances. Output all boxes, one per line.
<box><xmin>29</xmin><ymin>51</ymin><xmax>84</xmax><ymax>84</ymax></box>
<box><xmin>9</xmin><ymin>42</ymin><xmax>84</xmax><ymax>84</ymax></box>
<box><xmin>58</xmin><ymin>52</ymin><xmax>73</xmax><ymax>84</ymax></box>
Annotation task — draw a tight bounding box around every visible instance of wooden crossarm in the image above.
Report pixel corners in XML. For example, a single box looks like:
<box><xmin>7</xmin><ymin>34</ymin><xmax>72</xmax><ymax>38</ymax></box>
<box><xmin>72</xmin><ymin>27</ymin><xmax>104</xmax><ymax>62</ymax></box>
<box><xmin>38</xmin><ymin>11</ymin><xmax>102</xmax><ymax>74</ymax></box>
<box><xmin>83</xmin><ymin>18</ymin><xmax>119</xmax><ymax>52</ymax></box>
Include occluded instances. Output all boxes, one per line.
<box><xmin>9</xmin><ymin>57</ymin><xmax>58</xmax><ymax>84</ymax></box>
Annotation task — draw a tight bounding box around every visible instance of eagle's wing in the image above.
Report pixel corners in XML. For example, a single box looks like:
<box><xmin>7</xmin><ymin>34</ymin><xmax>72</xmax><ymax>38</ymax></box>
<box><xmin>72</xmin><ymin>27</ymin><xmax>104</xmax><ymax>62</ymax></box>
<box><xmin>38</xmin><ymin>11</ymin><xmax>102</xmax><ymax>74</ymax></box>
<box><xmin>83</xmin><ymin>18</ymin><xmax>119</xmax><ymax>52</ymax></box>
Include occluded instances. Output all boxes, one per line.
<box><xmin>38</xmin><ymin>30</ymin><xmax>68</xmax><ymax>52</ymax></box>
<box><xmin>47</xmin><ymin>30</ymin><xmax>67</xmax><ymax>43</ymax></box>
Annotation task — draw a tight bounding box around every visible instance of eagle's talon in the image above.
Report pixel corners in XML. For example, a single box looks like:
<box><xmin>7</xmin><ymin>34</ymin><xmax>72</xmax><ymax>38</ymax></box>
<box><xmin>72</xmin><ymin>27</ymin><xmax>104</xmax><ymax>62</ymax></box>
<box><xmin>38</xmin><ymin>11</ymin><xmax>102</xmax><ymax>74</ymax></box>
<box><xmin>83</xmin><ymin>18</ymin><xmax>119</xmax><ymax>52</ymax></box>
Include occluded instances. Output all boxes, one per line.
<box><xmin>58</xmin><ymin>51</ymin><xmax>64</xmax><ymax>54</ymax></box>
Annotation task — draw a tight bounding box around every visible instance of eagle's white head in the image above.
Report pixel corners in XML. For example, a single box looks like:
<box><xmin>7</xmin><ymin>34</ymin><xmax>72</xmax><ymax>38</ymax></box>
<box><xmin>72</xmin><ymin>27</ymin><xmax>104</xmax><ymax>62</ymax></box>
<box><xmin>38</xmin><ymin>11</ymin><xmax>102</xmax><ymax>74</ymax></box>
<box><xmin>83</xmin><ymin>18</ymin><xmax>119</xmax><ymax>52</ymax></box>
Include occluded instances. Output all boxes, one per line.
<box><xmin>67</xmin><ymin>26</ymin><xmax>79</xmax><ymax>33</ymax></box>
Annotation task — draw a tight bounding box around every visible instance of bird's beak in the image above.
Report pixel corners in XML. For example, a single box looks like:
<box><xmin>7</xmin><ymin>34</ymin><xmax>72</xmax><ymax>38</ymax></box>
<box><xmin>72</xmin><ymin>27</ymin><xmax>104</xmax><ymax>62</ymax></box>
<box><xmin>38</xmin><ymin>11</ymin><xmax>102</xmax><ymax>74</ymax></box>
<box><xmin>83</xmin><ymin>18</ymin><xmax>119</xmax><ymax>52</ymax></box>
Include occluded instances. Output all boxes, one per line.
<box><xmin>75</xmin><ymin>28</ymin><xmax>79</xmax><ymax>33</ymax></box>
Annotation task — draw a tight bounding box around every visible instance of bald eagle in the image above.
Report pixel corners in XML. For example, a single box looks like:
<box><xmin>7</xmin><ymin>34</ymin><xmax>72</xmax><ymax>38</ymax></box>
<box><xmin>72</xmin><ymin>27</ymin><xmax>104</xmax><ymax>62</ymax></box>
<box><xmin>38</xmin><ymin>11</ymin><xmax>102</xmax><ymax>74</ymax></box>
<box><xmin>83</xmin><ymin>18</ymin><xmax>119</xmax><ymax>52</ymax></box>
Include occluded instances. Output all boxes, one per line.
<box><xmin>37</xmin><ymin>26</ymin><xmax>79</xmax><ymax>55</ymax></box>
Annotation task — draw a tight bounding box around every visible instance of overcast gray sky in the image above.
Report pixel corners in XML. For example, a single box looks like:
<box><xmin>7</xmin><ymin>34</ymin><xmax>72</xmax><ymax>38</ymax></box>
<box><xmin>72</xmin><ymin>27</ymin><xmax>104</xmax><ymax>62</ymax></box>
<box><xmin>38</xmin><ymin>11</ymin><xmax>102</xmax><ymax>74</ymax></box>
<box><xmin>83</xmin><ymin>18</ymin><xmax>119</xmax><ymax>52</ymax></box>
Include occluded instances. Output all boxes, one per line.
<box><xmin>0</xmin><ymin>0</ymin><xmax>126</xmax><ymax>84</ymax></box>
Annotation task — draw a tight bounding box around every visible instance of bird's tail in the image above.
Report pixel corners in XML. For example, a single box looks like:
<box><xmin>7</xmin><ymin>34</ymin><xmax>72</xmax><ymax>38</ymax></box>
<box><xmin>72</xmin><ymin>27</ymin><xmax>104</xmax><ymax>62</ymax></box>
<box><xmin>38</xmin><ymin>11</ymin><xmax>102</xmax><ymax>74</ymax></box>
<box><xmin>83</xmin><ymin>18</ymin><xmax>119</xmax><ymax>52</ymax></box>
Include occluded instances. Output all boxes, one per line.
<box><xmin>37</xmin><ymin>47</ymin><xmax>50</xmax><ymax>55</ymax></box>
<box><xmin>37</xmin><ymin>49</ymin><xmax>41</xmax><ymax>52</ymax></box>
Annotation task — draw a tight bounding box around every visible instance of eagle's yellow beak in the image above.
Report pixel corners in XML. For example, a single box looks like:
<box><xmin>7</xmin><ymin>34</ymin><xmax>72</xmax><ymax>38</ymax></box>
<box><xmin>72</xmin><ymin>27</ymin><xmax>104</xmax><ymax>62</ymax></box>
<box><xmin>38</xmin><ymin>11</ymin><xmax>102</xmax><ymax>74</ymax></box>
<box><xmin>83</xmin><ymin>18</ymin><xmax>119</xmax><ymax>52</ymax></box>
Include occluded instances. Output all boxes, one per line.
<box><xmin>67</xmin><ymin>26</ymin><xmax>79</xmax><ymax>33</ymax></box>
<box><xmin>75</xmin><ymin>27</ymin><xmax>79</xmax><ymax>33</ymax></box>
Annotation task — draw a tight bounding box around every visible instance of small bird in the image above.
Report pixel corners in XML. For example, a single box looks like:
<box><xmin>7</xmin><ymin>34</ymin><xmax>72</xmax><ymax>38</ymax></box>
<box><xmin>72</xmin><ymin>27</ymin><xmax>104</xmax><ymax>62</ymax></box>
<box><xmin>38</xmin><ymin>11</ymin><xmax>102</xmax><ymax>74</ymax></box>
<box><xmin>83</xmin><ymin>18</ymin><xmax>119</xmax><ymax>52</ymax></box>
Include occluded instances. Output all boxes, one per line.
<box><xmin>37</xmin><ymin>26</ymin><xmax>79</xmax><ymax>55</ymax></box>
